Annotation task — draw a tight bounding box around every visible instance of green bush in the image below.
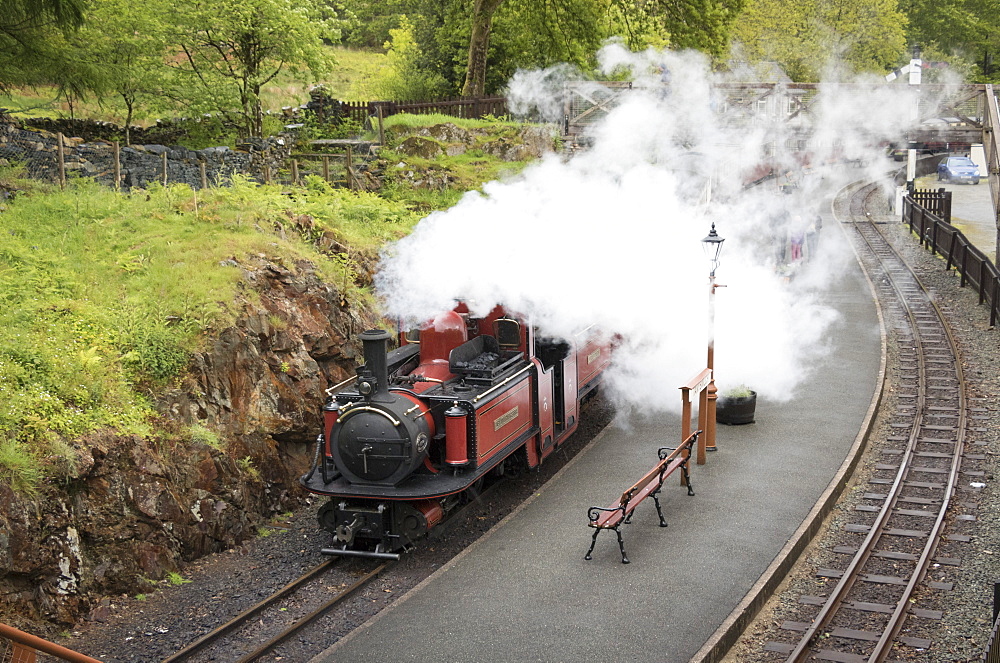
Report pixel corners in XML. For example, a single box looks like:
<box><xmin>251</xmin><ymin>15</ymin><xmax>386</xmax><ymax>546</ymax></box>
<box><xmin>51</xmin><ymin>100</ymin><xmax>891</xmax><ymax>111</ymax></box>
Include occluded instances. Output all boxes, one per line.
<box><xmin>118</xmin><ymin>326</ymin><xmax>191</xmax><ymax>384</ymax></box>
<box><xmin>0</xmin><ymin>440</ymin><xmax>42</xmax><ymax>496</ymax></box>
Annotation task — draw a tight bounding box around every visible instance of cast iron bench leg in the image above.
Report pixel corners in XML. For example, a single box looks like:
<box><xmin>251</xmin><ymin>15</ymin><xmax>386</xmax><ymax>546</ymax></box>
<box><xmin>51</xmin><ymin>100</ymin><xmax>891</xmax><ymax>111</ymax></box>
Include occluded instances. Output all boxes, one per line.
<box><xmin>652</xmin><ymin>490</ymin><xmax>668</xmax><ymax>527</ymax></box>
<box><xmin>615</xmin><ymin>527</ymin><xmax>629</xmax><ymax>564</ymax></box>
<box><xmin>585</xmin><ymin>528</ymin><xmax>600</xmax><ymax>561</ymax></box>
<box><xmin>682</xmin><ymin>464</ymin><xmax>695</xmax><ymax>496</ymax></box>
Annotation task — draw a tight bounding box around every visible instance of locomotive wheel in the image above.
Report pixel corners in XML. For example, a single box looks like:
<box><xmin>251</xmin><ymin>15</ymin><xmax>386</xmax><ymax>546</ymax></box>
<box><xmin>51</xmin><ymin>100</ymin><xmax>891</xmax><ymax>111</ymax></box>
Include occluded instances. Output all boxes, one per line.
<box><xmin>463</xmin><ymin>477</ymin><xmax>486</xmax><ymax>503</ymax></box>
<box><xmin>500</xmin><ymin>447</ymin><xmax>528</xmax><ymax>479</ymax></box>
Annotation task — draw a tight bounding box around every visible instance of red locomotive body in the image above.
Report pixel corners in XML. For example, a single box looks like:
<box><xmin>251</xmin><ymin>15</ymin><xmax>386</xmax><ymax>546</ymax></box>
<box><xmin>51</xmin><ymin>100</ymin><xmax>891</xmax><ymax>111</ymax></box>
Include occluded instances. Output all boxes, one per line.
<box><xmin>300</xmin><ymin>304</ymin><xmax>611</xmax><ymax>558</ymax></box>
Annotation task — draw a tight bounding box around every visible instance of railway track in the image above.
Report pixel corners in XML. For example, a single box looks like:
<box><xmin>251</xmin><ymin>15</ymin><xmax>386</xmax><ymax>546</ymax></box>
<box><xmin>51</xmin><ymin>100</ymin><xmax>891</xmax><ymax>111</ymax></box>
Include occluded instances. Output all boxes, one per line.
<box><xmin>764</xmin><ymin>182</ymin><xmax>981</xmax><ymax>662</ymax></box>
<box><xmin>156</xmin><ymin>474</ymin><xmax>514</xmax><ymax>663</ymax></box>
<box><xmin>157</xmin><ymin>556</ymin><xmax>391</xmax><ymax>663</ymax></box>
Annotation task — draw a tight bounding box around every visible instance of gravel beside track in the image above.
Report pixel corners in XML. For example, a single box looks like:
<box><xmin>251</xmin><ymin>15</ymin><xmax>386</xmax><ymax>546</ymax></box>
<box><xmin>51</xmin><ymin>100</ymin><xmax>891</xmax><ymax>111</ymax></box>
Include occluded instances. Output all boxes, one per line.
<box><xmin>724</xmin><ymin>213</ymin><xmax>1000</xmax><ymax>663</ymax></box>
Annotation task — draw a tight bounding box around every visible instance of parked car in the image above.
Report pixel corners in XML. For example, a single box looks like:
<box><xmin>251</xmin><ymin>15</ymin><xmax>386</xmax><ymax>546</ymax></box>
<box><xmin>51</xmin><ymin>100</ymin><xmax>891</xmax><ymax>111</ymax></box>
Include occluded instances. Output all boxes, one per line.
<box><xmin>937</xmin><ymin>156</ymin><xmax>981</xmax><ymax>184</ymax></box>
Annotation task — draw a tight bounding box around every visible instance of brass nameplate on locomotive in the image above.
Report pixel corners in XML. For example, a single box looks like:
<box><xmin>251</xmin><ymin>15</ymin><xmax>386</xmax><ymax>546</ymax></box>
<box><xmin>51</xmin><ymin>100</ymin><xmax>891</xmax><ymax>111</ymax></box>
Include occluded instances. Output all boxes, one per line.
<box><xmin>494</xmin><ymin>406</ymin><xmax>520</xmax><ymax>431</ymax></box>
<box><xmin>587</xmin><ymin>349</ymin><xmax>601</xmax><ymax>364</ymax></box>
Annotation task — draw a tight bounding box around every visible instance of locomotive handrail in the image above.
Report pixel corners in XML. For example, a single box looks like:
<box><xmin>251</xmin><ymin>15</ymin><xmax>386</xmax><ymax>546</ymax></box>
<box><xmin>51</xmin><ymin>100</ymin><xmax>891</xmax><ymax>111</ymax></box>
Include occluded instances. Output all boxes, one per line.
<box><xmin>472</xmin><ymin>364</ymin><xmax>533</xmax><ymax>403</ymax></box>
<box><xmin>337</xmin><ymin>405</ymin><xmax>401</xmax><ymax>427</ymax></box>
<box><xmin>325</xmin><ymin>374</ymin><xmax>358</xmax><ymax>397</ymax></box>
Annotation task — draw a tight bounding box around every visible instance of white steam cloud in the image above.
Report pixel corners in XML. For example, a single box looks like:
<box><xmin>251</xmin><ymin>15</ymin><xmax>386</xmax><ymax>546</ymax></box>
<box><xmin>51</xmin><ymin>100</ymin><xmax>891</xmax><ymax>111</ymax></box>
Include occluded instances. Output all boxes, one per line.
<box><xmin>375</xmin><ymin>43</ymin><xmax>950</xmax><ymax>413</ymax></box>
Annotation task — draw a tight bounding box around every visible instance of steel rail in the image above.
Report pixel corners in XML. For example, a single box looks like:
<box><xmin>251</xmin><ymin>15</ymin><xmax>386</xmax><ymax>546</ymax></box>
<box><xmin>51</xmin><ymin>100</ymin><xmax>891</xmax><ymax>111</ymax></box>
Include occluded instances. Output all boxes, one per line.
<box><xmin>160</xmin><ymin>463</ymin><xmax>513</xmax><ymax>662</ymax></box>
<box><xmin>233</xmin><ymin>561</ymin><xmax>393</xmax><ymax>663</ymax></box>
<box><xmin>784</xmin><ymin>182</ymin><xmax>967</xmax><ymax>662</ymax></box>
<box><xmin>232</xmin><ymin>472</ymin><xmax>511</xmax><ymax>661</ymax></box>
<box><xmin>784</xmin><ymin>185</ymin><xmax>928</xmax><ymax>660</ymax></box>
<box><xmin>159</xmin><ymin>558</ymin><xmax>339</xmax><ymax>663</ymax></box>
<box><xmin>860</xmin><ymin>221</ymin><xmax>968</xmax><ymax>662</ymax></box>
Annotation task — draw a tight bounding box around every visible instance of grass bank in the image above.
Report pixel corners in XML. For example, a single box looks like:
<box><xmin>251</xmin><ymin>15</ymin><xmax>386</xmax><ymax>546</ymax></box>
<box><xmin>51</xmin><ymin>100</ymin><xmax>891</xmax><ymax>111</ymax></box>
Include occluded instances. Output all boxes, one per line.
<box><xmin>0</xmin><ymin>171</ymin><xmax>420</xmax><ymax>494</ymax></box>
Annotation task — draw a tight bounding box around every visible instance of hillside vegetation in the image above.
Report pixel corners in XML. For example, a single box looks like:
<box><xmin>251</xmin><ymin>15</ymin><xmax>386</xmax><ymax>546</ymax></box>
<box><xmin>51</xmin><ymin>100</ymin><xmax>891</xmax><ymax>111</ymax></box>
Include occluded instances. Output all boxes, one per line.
<box><xmin>0</xmin><ymin>169</ymin><xmax>423</xmax><ymax>495</ymax></box>
<box><xmin>0</xmin><ymin>111</ymin><xmax>545</xmax><ymax>497</ymax></box>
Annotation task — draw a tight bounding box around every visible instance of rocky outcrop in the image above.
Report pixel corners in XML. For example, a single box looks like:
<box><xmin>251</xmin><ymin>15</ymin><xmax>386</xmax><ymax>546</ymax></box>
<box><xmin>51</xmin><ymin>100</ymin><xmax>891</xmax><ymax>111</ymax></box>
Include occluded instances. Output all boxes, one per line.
<box><xmin>0</xmin><ymin>253</ymin><xmax>382</xmax><ymax>632</ymax></box>
<box><xmin>391</xmin><ymin>123</ymin><xmax>557</xmax><ymax>161</ymax></box>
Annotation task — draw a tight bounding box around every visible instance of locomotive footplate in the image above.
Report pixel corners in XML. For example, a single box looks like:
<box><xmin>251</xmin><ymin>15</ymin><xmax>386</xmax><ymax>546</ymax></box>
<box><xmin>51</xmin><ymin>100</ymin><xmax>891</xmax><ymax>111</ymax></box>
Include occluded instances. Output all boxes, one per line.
<box><xmin>302</xmin><ymin>426</ymin><xmax>538</xmax><ymax>500</ymax></box>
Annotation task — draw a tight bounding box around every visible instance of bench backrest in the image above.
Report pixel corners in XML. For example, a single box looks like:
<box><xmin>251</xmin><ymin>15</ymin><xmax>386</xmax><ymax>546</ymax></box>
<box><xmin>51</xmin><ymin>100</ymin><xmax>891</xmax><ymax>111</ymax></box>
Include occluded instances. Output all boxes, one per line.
<box><xmin>618</xmin><ymin>458</ymin><xmax>671</xmax><ymax>508</ymax></box>
<box><xmin>615</xmin><ymin>434</ymin><xmax>697</xmax><ymax>510</ymax></box>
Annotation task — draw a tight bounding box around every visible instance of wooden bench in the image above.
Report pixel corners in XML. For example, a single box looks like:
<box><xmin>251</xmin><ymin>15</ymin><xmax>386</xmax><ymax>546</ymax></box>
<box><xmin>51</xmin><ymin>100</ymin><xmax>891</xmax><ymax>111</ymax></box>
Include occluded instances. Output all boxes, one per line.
<box><xmin>584</xmin><ymin>431</ymin><xmax>699</xmax><ymax>564</ymax></box>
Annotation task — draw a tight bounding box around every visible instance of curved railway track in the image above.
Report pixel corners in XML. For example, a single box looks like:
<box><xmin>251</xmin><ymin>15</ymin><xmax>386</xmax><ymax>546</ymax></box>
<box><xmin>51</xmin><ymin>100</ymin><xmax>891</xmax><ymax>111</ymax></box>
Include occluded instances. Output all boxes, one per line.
<box><xmin>765</xmin><ymin>181</ymin><xmax>976</xmax><ymax>662</ymax></box>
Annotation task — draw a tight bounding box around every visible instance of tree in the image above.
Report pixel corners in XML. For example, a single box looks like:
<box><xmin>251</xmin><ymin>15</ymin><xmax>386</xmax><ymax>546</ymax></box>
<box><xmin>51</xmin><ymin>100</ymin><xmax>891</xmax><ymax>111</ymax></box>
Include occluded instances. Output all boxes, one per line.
<box><xmin>167</xmin><ymin>0</ymin><xmax>340</xmax><ymax>138</ymax></box>
<box><xmin>69</xmin><ymin>0</ymin><xmax>169</xmax><ymax>143</ymax></box>
<box><xmin>904</xmin><ymin>0</ymin><xmax>1000</xmax><ymax>81</ymax></box>
<box><xmin>460</xmin><ymin>0</ymin><xmax>742</xmax><ymax>96</ymax></box>
<box><xmin>0</xmin><ymin>0</ymin><xmax>85</xmax><ymax>90</ymax></box>
<box><xmin>461</xmin><ymin>0</ymin><xmax>505</xmax><ymax>96</ymax></box>
<box><xmin>640</xmin><ymin>0</ymin><xmax>745</xmax><ymax>59</ymax></box>
<box><xmin>816</xmin><ymin>0</ymin><xmax>908</xmax><ymax>76</ymax></box>
<box><xmin>732</xmin><ymin>0</ymin><xmax>907</xmax><ymax>81</ymax></box>
<box><xmin>365</xmin><ymin>16</ymin><xmax>448</xmax><ymax>99</ymax></box>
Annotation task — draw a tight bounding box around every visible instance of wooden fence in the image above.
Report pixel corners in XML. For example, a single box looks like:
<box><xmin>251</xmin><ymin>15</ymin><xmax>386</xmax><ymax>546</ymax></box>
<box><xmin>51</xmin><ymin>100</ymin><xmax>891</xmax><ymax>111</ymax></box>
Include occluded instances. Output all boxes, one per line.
<box><xmin>331</xmin><ymin>97</ymin><xmax>509</xmax><ymax>125</ymax></box>
<box><xmin>909</xmin><ymin>187</ymin><xmax>952</xmax><ymax>223</ymax></box>
<box><xmin>903</xmin><ymin>192</ymin><xmax>1000</xmax><ymax>326</ymax></box>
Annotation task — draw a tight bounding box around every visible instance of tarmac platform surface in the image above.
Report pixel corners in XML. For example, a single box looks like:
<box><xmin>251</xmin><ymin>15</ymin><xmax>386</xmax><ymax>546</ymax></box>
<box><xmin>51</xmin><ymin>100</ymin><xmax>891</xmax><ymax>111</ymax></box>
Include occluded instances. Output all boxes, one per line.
<box><xmin>311</xmin><ymin>220</ymin><xmax>884</xmax><ymax>663</ymax></box>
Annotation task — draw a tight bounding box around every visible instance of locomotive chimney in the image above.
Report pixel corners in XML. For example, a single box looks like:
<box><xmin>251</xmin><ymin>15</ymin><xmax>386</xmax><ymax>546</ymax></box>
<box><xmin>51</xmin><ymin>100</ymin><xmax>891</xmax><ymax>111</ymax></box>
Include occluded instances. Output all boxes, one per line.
<box><xmin>358</xmin><ymin>329</ymin><xmax>392</xmax><ymax>401</ymax></box>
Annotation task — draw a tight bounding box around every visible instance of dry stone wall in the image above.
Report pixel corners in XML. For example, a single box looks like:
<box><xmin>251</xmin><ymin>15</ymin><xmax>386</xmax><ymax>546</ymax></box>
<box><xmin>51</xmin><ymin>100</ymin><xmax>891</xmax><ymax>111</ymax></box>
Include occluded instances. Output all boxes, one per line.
<box><xmin>0</xmin><ymin>119</ymin><xmax>292</xmax><ymax>190</ymax></box>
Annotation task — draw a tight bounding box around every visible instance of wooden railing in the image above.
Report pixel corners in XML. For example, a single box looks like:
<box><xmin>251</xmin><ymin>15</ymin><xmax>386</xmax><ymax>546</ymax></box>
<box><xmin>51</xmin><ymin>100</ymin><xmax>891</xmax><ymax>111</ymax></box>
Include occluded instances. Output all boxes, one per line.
<box><xmin>982</xmin><ymin>84</ymin><xmax>1000</xmax><ymax>262</ymax></box>
<box><xmin>328</xmin><ymin>97</ymin><xmax>509</xmax><ymax>125</ymax></box>
<box><xmin>909</xmin><ymin>187</ymin><xmax>952</xmax><ymax>223</ymax></box>
<box><xmin>902</xmin><ymin>194</ymin><xmax>1000</xmax><ymax>326</ymax></box>
<box><xmin>1</xmin><ymin>622</ymin><xmax>103</xmax><ymax>662</ymax></box>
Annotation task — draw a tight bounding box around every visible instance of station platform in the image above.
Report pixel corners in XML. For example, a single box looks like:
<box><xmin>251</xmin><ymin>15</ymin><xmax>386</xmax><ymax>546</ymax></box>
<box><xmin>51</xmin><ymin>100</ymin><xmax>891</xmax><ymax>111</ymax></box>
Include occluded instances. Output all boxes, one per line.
<box><xmin>310</xmin><ymin>219</ymin><xmax>884</xmax><ymax>663</ymax></box>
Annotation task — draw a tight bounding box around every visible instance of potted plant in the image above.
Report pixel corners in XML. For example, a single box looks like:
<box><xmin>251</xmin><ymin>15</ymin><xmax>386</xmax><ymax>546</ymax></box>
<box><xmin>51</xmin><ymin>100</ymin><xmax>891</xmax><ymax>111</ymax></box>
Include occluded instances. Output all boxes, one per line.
<box><xmin>716</xmin><ymin>385</ymin><xmax>757</xmax><ymax>425</ymax></box>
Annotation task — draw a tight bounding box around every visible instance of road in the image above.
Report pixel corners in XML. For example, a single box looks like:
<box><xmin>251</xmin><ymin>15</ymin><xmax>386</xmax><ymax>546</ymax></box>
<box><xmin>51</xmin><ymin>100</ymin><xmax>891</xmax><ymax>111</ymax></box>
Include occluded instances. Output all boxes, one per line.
<box><xmin>916</xmin><ymin>171</ymin><xmax>996</xmax><ymax>261</ymax></box>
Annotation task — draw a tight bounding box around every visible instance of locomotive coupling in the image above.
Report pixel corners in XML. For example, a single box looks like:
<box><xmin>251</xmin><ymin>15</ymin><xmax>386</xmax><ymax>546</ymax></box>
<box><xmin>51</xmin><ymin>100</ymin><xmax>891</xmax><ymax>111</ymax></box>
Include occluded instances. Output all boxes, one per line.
<box><xmin>335</xmin><ymin>515</ymin><xmax>365</xmax><ymax>544</ymax></box>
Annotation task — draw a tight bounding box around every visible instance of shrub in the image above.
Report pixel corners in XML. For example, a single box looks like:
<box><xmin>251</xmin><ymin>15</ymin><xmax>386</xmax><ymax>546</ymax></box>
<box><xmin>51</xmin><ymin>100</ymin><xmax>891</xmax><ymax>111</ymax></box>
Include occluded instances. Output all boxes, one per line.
<box><xmin>0</xmin><ymin>440</ymin><xmax>42</xmax><ymax>496</ymax></box>
<box><xmin>722</xmin><ymin>385</ymin><xmax>754</xmax><ymax>399</ymax></box>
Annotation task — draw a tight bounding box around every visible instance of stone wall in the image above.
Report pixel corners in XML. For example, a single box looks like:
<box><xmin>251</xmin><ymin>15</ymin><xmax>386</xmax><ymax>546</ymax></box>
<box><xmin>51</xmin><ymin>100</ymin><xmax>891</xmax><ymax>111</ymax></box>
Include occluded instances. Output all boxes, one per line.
<box><xmin>0</xmin><ymin>120</ymin><xmax>292</xmax><ymax>190</ymax></box>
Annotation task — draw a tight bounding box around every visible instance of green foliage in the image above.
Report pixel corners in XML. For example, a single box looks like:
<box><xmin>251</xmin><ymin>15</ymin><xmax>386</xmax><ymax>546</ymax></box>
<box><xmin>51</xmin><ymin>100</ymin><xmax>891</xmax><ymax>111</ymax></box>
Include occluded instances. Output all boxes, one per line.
<box><xmin>0</xmin><ymin>174</ymin><xmax>422</xmax><ymax>486</ymax></box>
<box><xmin>0</xmin><ymin>440</ymin><xmax>42</xmax><ymax>496</ymax></box>
<box><xmin>119</xmin><ymin>325</ymin><xmax>191</xmax><ymax>383</ymax></box>
<box><xmin>339</xmin><ymin>0</ymin><xmax>407</xmax><ymax>48</ymax></box>
<box><xmin>187</xmin><ymin>424</ymin><xmax>224</xmax><ymax>450</ymax></box>
<box><xmin>166</xmin><ymin>0</ymin><xmax>342</xmax><ymax>138</ymax></box>
<box><xmin>66</xmin><ymin>0</ymin><xmax>171</xmax><ymax>141</ymax></box>
<box><xmin>361</xmin><ymin>16</ymin><xmax>448</xmax><ymax>100</ymax></box>
<box><xmin>732</xmin><ymin>0</ymin><xmax>907</xmax><ymax>81</ymax></box>
<box><xmin>382</xmin><ymin>112</ymin><xmax>511</xmax><ymax>131</ymax></box>
<box><xmin>237</xmin><ymin>456</ymin><xmax>261</xmax><ymax>480</ymax></box>
<box><xmin>723</xmin><ymin>384</ymin><xmax>754</xmax><ymax>399</ymax></box>
<box><xmin>164</xmin><ymin>572</ymin><xmax>191</xmax><ymax>586</ymax></box>
<box><xmin>903</xmin><ymin>0</ymin><xmax>1000</xmax><ymax>80</ymax></box>
<box><xmin>0</xmin><ymin>0</ymin><xmax>85</xmax><ymax>92</ymax></box>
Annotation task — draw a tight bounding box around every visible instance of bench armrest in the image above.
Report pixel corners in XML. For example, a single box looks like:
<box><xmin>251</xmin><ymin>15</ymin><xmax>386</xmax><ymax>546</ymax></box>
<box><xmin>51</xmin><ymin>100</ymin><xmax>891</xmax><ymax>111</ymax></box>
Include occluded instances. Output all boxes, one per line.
<box><xmin>587</xmin><ymin>505</ymin><xmax>624</xmax><ymax>523</ymax></box>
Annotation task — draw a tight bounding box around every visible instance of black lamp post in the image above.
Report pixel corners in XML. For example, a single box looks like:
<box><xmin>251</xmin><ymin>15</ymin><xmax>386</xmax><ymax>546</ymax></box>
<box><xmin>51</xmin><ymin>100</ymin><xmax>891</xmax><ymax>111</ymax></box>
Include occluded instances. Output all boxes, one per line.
<box><xmin>701</xmin><ymin>222</ymin><xmax>725</xmax><ymax>451</ymax></box>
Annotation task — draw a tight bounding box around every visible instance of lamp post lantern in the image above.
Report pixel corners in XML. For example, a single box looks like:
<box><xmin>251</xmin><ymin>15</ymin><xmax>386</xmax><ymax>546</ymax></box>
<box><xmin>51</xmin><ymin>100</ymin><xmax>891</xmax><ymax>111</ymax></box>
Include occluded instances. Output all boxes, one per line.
<box><xmin>701</xmin><ymin>222</ymin><xmax>725</xmax><ymax>453</ymax></box>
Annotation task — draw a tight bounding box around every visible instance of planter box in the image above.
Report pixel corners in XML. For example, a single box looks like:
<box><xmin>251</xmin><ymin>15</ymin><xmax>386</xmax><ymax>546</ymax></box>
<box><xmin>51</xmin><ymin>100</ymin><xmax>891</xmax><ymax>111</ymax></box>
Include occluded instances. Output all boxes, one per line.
<box><xmin>717</xmin><ymin>391</ymin><xmax>756</xmax><ymax>425</ymax></box>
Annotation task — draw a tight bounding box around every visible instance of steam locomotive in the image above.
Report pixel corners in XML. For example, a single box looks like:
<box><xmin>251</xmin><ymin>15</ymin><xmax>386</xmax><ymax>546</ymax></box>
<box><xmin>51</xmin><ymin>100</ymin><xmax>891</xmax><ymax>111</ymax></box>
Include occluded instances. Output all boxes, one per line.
<box><xmin>300</xmin><ymin>303</ymin><xmax>612</xmax><ymax>559</ymax></box>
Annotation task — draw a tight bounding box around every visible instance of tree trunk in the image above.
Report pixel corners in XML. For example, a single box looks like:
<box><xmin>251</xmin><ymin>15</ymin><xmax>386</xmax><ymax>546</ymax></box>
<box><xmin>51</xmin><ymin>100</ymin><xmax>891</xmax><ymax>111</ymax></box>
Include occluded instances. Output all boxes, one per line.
<box><xmin>461</xmin><ymin>0</ymin><xmax>504</xmax><ymax>97</ymax></box>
